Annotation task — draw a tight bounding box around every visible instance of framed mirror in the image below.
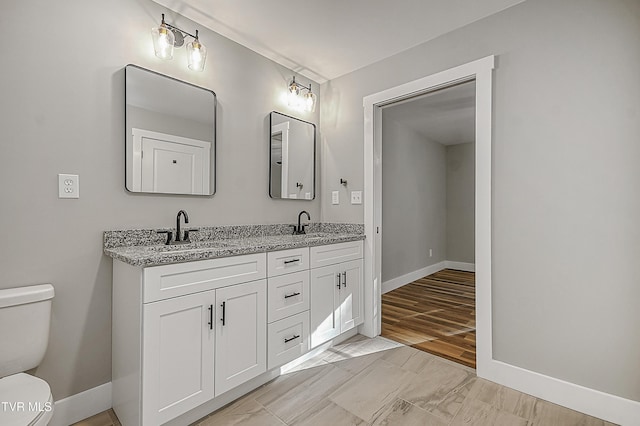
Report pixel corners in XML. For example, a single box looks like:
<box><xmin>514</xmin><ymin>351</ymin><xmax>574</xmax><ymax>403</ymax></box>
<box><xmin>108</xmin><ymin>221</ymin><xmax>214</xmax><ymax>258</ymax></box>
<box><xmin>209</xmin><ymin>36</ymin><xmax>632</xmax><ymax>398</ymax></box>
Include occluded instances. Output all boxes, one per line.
<box><xmin>269</xmin><ymin>112</ymin><xmax>316</xmax><ymax>200</ymax></box>
<box><xmin>125</xmin><ymin>65</ymin><xmax>216</xmax><ymax>195</ymax></box>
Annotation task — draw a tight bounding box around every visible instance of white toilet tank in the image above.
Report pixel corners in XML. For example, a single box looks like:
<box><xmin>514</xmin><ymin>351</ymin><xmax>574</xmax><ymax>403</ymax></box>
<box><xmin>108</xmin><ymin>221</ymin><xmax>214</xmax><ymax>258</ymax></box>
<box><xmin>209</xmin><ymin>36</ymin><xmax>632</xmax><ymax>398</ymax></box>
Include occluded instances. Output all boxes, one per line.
<box><xmin>0</xmin><ymin>284</ymin><xmax>54</xmax><ymax>378</ymax></box>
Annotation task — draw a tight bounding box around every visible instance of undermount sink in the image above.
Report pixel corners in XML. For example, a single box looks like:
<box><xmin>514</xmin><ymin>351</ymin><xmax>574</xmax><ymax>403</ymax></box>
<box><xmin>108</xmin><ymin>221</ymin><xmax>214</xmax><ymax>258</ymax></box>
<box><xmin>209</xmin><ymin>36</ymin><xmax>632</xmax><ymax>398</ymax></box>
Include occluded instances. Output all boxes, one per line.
<box><xmin>146</xmin><ymin>240</ymin><xmax>235</xmax><ymax>253</ymax></box>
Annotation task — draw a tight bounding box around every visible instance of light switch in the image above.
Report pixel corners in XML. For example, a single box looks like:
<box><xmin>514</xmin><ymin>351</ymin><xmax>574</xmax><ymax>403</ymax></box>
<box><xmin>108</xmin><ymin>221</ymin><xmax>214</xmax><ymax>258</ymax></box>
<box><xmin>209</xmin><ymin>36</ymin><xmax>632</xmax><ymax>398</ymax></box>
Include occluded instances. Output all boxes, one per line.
<box><xmin>351</xmin><ymin>191</ymin><xmax>362</xmax><ymax>205</ymax></box>
<box><xmin>332</xmin><ymin>191</ymin><xmax>339</xmax><ymax>205</ymax></box>
<box><xmin>58</xmin><ymin>174</ymin><xmax>79</xmax><ymax>199</ymax></box>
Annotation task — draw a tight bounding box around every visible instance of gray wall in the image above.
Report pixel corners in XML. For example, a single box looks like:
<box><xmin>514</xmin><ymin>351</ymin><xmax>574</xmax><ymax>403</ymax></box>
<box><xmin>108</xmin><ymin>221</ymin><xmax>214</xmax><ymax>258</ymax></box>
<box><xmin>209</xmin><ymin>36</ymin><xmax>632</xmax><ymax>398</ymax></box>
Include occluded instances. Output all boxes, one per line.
<box><xmin>446</xmin><ymin>143</ymin><xmax>475</xmax><ymax>263</ymax></box>
<box><xmin>381</xmin><ymin>118</ymin><xmax>446</xmax><ymax>283</ymax></box>
<box><xmin>0</xmin><ymin>0</ymin><xmax>319</xmax><ymax>400</ymax></box>
<box><xmin>320</xmin><ymin>0</ymin><xmax>640</xmax><ymax>401</ymax></box>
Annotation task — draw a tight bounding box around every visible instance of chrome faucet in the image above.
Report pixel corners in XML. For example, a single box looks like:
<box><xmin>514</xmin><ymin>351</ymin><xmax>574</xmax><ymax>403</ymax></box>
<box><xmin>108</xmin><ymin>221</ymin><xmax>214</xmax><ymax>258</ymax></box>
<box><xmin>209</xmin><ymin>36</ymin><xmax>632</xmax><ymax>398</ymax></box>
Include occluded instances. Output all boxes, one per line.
<box><xmin>292</xmin><ymin>211</ymin><xmax>311</xmax><ymax>235</ymax></box>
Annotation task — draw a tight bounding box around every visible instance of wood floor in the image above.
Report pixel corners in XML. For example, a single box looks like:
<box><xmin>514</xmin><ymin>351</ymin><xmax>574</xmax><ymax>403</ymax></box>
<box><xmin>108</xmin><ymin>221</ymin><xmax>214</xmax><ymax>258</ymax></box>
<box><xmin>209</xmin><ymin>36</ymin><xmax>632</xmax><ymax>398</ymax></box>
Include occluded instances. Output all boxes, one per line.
<box><xmin>381</xmin><ymin>269</ymin><xmax>476</xmax><ymax>368</ymax></box>
<box><xmin>74</xmin><ymin>335</ymin><xmax>613</xmax><ymax>426</ymax></box>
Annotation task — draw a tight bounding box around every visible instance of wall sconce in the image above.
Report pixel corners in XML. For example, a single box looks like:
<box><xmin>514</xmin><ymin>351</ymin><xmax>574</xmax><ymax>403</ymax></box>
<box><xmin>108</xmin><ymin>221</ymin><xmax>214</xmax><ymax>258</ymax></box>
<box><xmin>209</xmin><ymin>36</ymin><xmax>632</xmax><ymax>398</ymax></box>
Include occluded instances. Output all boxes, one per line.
<box><xmin>288</xmin><ymin>76</ymin><xmax>317</xmax><ymax>112</ymax></box>
<box><xmin>151</xmin><ymin>14</ymin><xmax>207</xmax><ymax>72</ymax></box>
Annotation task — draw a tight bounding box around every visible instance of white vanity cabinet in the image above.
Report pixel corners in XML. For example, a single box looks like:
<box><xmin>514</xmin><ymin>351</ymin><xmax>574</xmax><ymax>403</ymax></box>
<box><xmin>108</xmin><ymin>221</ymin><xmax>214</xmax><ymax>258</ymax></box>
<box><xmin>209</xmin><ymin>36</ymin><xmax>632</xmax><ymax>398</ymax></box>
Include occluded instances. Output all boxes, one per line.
<box><xmin>111</xmin><ymin>239</ymin><xmax>364</xmax><ymax>426</ymax></box>
<box><xmin>142</xmin><ymin>290</ymin><xmax>216</xmax><ymax>425</ymax></box>
<box><xmin>310</xmin><ymin>241</ymin><xmax>364</xmax><ymax>348</ymax></box>
<box><xmin>214</xmin><ymin>279</ymin><xmax>266</xmax><ymax>396</ymax></box>
<box><xmin>266</xmin><ymin>248</ymin><xmax>311</xmax><ymax>369</ymax></box>
<box><xmin>112</xmin><ymin>253</ymin><xmax>267</xmax><ymax>426</ymax></box>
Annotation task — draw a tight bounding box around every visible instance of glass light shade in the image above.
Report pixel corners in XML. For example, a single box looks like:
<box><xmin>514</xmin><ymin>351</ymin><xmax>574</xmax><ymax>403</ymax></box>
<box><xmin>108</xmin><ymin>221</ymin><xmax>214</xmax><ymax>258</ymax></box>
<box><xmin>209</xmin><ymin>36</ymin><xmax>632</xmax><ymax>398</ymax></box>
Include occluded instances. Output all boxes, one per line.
<box><xmin>187</xmin><ymin>40</ymin><xmax>207</xmax><ymax>71</ymax></box>
<box><xmin>305</xmin><ymin>91</ymin><xmax>317</xmax><ymax>112</ymax></box>
<box><xmin>288</xmin><ymin>83</ymin><xmax>301</xmax><ymax>108</ymax></box>
<box><xmin>151</xmin><ymin>25</ymin><xmax>175</xmax><ymax>60</ymax></box>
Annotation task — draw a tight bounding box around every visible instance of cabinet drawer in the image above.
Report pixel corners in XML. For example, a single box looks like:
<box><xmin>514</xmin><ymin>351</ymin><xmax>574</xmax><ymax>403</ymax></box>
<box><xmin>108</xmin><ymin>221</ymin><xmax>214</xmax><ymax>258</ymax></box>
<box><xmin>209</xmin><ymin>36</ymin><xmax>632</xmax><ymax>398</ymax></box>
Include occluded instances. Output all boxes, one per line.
<box><xmin>143</xmin><ymin>253</ymin><xmax>266</xmax><ymax>303</ymax></box>
<box><xmin>310</xmin><ymin>241</ymin><xmax>363</xmax><ymax>269</ymax></box>
<box><xmin>267</xmin><ymin>247</ymin><xmax>309</xmax><ymax>277</ymax></box>
<box><xmin>267</xmin><ymin>311</ymin><xmax>310</xmax><ymax>370</ymax></box>
<box><xmin>267</xmin><ymin>270</ymin><xmax>310</xmax><ymax>323</ymax></box>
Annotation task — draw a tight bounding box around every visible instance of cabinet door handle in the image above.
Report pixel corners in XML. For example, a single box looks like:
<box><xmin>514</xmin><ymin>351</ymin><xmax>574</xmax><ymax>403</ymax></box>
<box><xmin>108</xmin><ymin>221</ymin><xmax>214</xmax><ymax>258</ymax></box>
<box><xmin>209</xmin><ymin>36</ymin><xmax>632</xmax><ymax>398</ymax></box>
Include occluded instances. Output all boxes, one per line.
<box><xmin>342</xmin><ymin>271</ymin><xmax>347</xmax><ymax>288</ymax></box>
<box><xmin>336</xmin><ymin>273</ymin><xmax>341</xmax><ymax>289</ymax></box>
<box><xmin>284</xmin><ymin>258</ymin><xmax>300</xmax><ymax>265</ymax></box>
<box><xmin>284</xmin><ymin>292</ymin><xmax>301</xmax><ymax>299</ymax></box>
<box><xmin>220</xmin><ymin>301</ymin><xmax>226</xmax><ymax>326</ymax></box>
<box><xmin>284</xmin><ymin>334</ymin><xmax>301</xmax><ymax>343</ymax></box>
<box><xmin>208</xmin><ymin>305</ymin><xmax>213</xmax><ymax>330</ymax></box>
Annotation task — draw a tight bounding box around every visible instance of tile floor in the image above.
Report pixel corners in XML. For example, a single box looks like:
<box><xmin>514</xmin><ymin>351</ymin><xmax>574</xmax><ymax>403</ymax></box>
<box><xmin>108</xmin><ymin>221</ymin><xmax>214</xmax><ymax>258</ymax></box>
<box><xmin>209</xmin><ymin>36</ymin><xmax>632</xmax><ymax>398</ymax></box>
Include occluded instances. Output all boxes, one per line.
<box><xmin>74</xmin><ymin>335</ymin><xmax>615</xmax><ymax>426</ymax></box>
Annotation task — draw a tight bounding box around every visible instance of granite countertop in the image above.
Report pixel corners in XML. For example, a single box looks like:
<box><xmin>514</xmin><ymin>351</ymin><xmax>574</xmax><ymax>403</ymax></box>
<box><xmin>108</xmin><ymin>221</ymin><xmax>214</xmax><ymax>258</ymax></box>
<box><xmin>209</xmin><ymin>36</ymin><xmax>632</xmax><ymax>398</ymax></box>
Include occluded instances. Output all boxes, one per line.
<box><xmin>104</xmin><ymin>223</ymin><xmax>364</xmax><ymax>267</ymax></box>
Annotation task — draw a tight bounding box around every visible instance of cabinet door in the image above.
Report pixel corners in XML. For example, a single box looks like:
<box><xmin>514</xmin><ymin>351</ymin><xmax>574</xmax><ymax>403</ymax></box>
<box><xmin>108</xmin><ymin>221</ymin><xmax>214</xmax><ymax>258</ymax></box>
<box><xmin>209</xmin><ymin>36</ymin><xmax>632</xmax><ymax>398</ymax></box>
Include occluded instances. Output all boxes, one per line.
<box><xmin>338</xmin><ymin>259</ymin><xmax>364</xmax><ymax>333</ymax></box>
<box><xmin>142</xmin><ymin>290</ymin><xmax>215</xmax><ymax>426</ymax></box>
<box><xmin>215</xmin><ymin>280</ymin><xmax>267</xmax><ymax>396</ymax></box>
<box><xmin>310</xmin><ymin>264</ymin><xmax>341</xmax><ymax>348</ymax></box>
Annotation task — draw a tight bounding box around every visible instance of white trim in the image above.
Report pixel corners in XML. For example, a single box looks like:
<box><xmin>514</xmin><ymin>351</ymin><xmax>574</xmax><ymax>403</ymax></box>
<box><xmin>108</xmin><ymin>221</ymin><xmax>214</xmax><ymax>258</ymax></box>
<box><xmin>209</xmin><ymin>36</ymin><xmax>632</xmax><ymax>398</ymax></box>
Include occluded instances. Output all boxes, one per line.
<box><xmin>381</xmin><ymin>262</ymin><xmax>446</xmax><ymax>294</ymax></box>
<box><xmin>49</xmin><ymin>382</ymin><xmax>112</xmax><ymax>426</ymax></box>
<box><xmin>443</xmin><ymin>261</ymin><xmax>475</xmax><ymax>272</ymax></box>
<box><xmin>483</xmin><ymin>360</ymin><xmax>640</xmax><ymax>426</ymax></box>
<box><xmin>362</xmin><ymin>56</ymin><xmax>495</xmax><ymax>370</ymax></box>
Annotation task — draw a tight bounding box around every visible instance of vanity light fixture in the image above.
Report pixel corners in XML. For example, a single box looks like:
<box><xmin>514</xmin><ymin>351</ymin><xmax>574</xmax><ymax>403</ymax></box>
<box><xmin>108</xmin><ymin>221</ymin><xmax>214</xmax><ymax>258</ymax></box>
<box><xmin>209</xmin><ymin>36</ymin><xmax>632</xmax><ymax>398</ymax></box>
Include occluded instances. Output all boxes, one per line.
<box><xmin>288</xmin><ymin>76</ymin><xmax>317</xmax><ymax>112</ymax></box>
<box><xmin>151</xmin><ymin>14</ymin><xmax>207</xmax><ymax>72</ymax></box>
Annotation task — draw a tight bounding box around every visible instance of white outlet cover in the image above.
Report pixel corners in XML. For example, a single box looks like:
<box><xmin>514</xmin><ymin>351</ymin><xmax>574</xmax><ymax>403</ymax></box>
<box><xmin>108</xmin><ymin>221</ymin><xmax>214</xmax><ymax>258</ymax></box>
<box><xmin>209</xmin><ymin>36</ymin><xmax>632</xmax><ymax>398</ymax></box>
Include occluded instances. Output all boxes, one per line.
<box><xmin>332</xmin><ymin>191</ymin><xmax>339</xmax><ymax>205</ymax></box>
<box><xmin>58</xmin><ymin>174</ymin><xmax>79</xmax><ymax>199</ymax></box>
<box><xmin>351</xmin><ymin>191</ymin><xmax>362</xmax><ymax>205</ymax></box>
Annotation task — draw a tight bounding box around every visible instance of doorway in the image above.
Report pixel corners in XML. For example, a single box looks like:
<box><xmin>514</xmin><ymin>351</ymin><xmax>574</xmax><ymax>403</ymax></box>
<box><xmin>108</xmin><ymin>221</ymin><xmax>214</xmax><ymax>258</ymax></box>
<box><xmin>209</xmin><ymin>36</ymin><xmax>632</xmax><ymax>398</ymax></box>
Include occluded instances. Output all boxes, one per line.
<box><xmin>378</xmin><ymin>80</ymin><xmax>477</xmax><ymax>367</ymax></box>
<box><xmin>361</xmin><ymin>56</ymin><xmax>494</xmax><ymax>376</ymax></box>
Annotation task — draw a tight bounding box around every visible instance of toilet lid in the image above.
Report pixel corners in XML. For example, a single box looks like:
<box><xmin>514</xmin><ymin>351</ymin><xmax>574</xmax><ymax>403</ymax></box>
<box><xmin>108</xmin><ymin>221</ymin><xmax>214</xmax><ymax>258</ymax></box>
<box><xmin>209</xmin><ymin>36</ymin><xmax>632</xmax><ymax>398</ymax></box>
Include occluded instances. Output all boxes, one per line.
<box><xmin>0</xmin><ymin>373</ymin><xmax>53</xmax><ymax>426</ymax></box>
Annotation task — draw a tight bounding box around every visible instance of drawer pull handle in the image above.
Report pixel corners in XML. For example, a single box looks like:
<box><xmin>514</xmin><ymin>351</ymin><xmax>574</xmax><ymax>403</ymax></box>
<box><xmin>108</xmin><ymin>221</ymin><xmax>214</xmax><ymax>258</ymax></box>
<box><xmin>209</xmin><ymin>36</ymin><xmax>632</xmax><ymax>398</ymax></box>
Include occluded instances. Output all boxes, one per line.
<box><xmin>284</xmin><ymin>334</ymin><xmax>301</xmax><ymax>343</ymax></box>
<box><xmin>208</xmin><ymin>305</ymin><xmax>213</xmax><ymax>330</ymax></box>
<box><xmin>220</xmin><ymin>301</ymin><xmax>226</xmax><ymax>326</ymax></box>
<box><xmin>284</xmin><ymin>292</ymin><xmax>301</xmax><ymax>299</ymax></box>
<box><xmin>342</xmin><ymin>271</ymin><xmax>347</xmax><ymax>287</ymax></box>
<box><xmin>284</xmin><ymin>259</ymin><xmax>300</xmax><ymax>265</ymax></box>
<box><xmin>336</xmin><ymin>273</ymin><xmax>341</xmax><ymax>289</ymax></box>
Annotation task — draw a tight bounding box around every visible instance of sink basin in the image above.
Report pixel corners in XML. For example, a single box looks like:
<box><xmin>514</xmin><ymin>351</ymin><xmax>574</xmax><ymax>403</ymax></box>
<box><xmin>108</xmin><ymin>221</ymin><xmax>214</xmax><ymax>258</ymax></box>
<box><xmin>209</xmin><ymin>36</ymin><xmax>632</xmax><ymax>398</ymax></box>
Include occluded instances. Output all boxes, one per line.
<box><xmin>146</xmin><ymin>240</ymin><xmax>234</xmax><ymax>254</ymax></box>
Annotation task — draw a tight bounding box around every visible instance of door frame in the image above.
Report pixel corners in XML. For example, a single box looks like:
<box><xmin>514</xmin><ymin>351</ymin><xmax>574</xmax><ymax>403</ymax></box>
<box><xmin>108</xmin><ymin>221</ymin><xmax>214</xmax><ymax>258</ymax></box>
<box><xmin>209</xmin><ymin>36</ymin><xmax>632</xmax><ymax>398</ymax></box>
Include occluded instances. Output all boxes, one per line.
<box><xmin>361</xmin><ymin>56</ymin><xmax>494</xmax><ymax>377</ymax></box>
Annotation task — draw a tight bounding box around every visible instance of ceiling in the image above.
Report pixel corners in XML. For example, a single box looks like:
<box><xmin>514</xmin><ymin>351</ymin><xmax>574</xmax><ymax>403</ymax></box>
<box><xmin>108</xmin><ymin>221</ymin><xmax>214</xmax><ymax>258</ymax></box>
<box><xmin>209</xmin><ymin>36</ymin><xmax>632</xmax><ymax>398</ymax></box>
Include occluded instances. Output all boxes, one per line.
<box><xmin>382</xmin><ymin>80</ymin><xmax>475</xmax><ymax>146</ymax></box>
<box><xmin>152</xmin><ymin>0</ymin><xmax>525</xmax><ymax>83</ymax></box>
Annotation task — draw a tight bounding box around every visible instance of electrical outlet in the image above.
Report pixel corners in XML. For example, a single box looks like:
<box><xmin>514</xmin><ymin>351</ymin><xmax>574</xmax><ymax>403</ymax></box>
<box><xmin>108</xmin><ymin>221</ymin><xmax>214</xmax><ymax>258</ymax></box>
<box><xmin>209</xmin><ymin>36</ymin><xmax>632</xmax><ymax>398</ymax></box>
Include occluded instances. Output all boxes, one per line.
<box><xmin>332</xmin><ymin>191</ymin><xmax>339</xmax><ymax>205</ymax></box>
<box><xmin>58</xmin><ymin>174</ymin><xmax>79</xmax><ymax>199</ymax></box>
<box><xmin>351</xmin><ymin>191</ymin><xmax>362</xmax><ymax>204</ymax></box>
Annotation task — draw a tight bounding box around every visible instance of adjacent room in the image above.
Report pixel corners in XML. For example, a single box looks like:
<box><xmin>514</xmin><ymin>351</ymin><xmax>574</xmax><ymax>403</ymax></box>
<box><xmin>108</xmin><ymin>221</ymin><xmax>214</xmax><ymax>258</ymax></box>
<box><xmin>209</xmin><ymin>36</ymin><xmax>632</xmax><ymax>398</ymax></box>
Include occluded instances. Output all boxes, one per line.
<box><xmin>380</xmin><ymin>81</ymin><xmax>477</xmax><ymax>368</ymax></box>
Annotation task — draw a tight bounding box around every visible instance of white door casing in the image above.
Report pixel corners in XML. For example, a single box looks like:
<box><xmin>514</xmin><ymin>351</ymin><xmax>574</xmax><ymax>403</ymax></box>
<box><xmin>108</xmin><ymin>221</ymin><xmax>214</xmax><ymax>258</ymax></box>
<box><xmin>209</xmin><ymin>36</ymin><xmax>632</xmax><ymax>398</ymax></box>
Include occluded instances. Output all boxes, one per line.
<box><xmin>362</xmin><ymin>56</ymin><xmax>495</xmax><ymax>377</ymax></box>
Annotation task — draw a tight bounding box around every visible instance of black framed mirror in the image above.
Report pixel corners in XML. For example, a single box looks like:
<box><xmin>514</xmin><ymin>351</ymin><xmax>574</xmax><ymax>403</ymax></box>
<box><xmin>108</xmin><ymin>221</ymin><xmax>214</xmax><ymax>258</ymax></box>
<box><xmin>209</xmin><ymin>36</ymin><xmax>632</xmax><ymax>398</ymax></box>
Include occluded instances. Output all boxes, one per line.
<box><xmin>269</xmin><ymin>111</ymin><xmax>316</xmax><ymax>200</ymax></box>
<box><xmin>125</xmin><ymin>65</ymin><xmax>216</xmax><ymax>195</ymax></box>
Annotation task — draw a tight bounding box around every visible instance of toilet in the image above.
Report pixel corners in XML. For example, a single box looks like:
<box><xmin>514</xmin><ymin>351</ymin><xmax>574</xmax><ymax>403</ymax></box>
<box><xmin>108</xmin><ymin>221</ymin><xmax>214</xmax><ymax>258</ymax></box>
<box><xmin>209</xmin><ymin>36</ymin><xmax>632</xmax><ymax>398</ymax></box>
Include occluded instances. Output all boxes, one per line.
<box><xmin>0</xmin><ymin>284</ymin><xmax>55</xmax><ymax>426</ymax></box>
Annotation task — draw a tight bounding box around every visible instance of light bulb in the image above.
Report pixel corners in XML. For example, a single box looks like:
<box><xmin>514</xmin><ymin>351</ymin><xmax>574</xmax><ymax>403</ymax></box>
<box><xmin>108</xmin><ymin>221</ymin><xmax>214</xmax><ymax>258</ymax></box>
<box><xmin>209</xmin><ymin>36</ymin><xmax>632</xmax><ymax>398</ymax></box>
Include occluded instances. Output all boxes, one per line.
<box><xmin>152</xmin><ymin>25</ymin><xmax>175</xmax><ymax>60</ymax></box>
<box><xmin>187</xmin><ymin>38</ymin><xmax>207</xmax><ymax>71</ymax></box>
<box><xmin>305</xmin><ymin>91</ymin><xmax>316</xmax><ymax>112</ymax></box>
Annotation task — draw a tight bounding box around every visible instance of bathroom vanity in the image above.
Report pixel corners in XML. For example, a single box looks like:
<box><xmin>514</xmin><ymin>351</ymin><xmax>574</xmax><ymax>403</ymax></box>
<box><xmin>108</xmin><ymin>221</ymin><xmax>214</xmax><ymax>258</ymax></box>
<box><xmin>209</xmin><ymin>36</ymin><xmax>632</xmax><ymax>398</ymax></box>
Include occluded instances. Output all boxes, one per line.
<box><xmin>105</xmin><ymin>225</ymin><xmax>363</xmax><ymax>426</ymax></box>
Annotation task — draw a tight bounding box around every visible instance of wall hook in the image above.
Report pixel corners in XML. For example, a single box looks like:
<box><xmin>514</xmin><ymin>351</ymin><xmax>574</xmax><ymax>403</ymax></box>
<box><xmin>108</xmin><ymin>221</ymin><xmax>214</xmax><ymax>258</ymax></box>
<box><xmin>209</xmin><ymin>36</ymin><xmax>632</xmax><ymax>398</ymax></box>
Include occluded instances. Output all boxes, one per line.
<box><xmin>340</xmin><ymin>178</ymin><xmax>348</xmax><ymax>186</ymax></box>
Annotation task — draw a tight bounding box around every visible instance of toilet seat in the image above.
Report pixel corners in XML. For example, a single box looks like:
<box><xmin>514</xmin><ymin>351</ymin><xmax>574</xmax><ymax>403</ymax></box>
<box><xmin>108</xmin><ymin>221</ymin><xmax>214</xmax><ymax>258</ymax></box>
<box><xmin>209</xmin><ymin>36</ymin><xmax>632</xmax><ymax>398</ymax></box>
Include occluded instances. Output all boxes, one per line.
<box><xmin>0</xmin><ymin>373</ymin><xmax>53</xmax><ymax>426</ymax></box>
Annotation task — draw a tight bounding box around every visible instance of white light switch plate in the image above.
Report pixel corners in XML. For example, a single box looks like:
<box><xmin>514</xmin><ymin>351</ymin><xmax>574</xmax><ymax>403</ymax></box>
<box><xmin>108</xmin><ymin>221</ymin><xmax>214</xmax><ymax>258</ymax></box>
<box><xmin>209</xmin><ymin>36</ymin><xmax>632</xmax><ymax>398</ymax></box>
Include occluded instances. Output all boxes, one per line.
<box><xmin>351</xmin><ymin>191</ymin><xmax>362</xmax><ymax>204</ymax></box>
<box><xmin>58</xmin><ymin>174</ymin><xmax>79</xmax><ymax>199</ymax></box>
<box><xmin>332</xmin><ymin>191</ymin><xmax>339</xmax><ymax>205</ymax></box>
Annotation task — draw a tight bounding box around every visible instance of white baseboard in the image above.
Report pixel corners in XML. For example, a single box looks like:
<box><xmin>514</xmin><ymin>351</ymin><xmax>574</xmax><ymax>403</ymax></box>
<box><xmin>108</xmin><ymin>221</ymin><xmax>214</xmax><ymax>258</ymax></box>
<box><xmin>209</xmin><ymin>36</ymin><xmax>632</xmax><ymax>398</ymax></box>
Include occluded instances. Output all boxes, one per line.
<box><xmin>482</xmin><ymin>359</ymin><xmax>640</xmax><ymax>426</ymax></box>
<box><xmin>381</xmin><ymin>260</ymin><xmax>477</xmax><ymax>294</ymax></box>
<box><xmin>49</xmin><ymin>382</ymin><xmax>112</xmax><ymax>426</ymax></box>
<box><xmin>381</xmin><ymin>261</ymin><xmax>446</xmax><ymax>294</ymax></box>
<box><xmin>443</xmin><ymin>260</ymin><xmax>475</xmax><ymax>272</ymax></box>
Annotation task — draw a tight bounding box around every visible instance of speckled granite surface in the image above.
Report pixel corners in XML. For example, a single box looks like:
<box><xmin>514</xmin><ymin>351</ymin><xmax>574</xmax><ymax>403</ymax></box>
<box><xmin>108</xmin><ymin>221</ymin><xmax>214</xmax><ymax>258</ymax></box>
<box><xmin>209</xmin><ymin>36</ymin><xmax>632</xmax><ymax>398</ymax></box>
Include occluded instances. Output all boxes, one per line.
<box><xmin>104</xmin><ymin>223</ymin><xmax>364</xmax><ymax>267</ymax></box>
